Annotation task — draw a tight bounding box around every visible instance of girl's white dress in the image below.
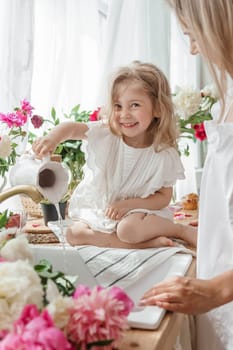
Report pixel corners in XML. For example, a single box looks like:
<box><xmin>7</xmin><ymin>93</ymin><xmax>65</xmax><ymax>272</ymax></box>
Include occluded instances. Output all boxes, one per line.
<box><xmin>196</xmin><ymin>119</ymin><xmax>233</xmax><ymax>349</ymax></box>
<box><xmin>69</xmin><ymin>121</ymin><xmax>185</xmax><ymax>233</ymax></box>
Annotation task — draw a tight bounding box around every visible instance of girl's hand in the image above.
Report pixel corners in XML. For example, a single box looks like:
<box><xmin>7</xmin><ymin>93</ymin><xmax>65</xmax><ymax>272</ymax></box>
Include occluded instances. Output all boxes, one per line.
<box><xmin>32</xmin><ymin>136</ymin><xmax>57</xmax><ymax>158</ymax></box>
<box><xmin>105</xmin><ymin>200</ymin><xmax>130</xmax><ymax>220</ymax></box>
<box><xmin>139</xmin><ymin>276</ymin><xmax>219</xmax><ymax>314</ymax></box>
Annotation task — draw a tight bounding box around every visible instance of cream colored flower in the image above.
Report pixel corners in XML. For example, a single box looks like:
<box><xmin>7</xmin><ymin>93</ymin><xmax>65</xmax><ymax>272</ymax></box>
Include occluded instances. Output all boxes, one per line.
<box><xmin>201</xmin><ymin>84</ymin><xmax>219</xmax><ymax>99</ymax></box>
<box><xmin>173</xmin><ymin>86</ymin><xmax>202</xmax><ymax>120</ymax></box>
<box><xmin>46</xmin><ymin>279</ymin><xmax>60</xmax><ymax>302</ymax></box>
<box><xmin>0</xmin><ymin>260</ymin><xmax>43</xmax><ymax>330</ymax></box>
<box><xmin>0</xmin><ymin>134</ymin><xmax>12</xmax><ymax>158</ymax></box>
<box><xmin>47</xmin><ymin>295</ymin><xmax>73</xmax><ymax>329</ymax></box>
<box><xmin>1</xmin><ymin>234</ymin><xmax>33</xmax><ymax>263</ymax></box>
<box><xmin>0</xmin><ymin>299</ymin><xmax>15</xmax><ymax>330</ymax></box>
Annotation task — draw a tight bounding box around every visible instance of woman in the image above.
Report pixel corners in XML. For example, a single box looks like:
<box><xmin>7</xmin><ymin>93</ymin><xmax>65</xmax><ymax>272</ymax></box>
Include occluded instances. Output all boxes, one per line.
<box><xmin>140</xmin><ymin>1</ymin><xmax>233</xmax><ymax>349</ymax></box>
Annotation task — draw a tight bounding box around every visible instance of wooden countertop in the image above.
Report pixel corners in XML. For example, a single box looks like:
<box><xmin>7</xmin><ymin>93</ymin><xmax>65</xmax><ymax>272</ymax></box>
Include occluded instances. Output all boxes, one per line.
<box><xmin>119</xmin><ymin>256</ymin><xmax>196</xmax><ymax>350</ymax></box>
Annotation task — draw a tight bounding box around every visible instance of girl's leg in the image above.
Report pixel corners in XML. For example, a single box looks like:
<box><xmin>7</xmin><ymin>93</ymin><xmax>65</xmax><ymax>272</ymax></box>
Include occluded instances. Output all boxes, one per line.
<box><xmin>116</xmin><ymin>213</ymin><xmax>197</xmax><ymax>247</ymax></box>
<box><xmin>66</xmin><ymin>220</ymin><xmax>177</xmax><ymax>249</ymax></box>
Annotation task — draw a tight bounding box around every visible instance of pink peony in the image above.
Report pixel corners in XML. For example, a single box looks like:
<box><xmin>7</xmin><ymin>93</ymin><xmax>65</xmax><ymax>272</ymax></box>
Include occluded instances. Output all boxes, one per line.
<box><xmin>0</xmin><ymin>99</ymin><xmax>33</xmax><ymax>129</ymax></box>
<box><xmin>20</xmin><ymin>99</ymin><xmax>34</xmax><ymax>117</ymax></box>
<box><xmin>73</xmin><ymin>284</ymin><xmax>92</xmax><ymax>299</ymax></box>
<box><xmin>0</xmin><ymin>304</ymin><xmax>74</xmax><ymax>350</ymax></box>
<box><xmin>0</xmin><ymin>111</ymin><xmax>27</xmax><ymax>128</ymax></box>
<box><xmin>66</xmin><ymin>286</ymin><xmax>134</xmax><ymax>349</ymax></box>
<box><xmin>109</xmin><ymin>286</ymin><xmax>134</xmax><ymax>316</ymax></box>
<box><xmin>14</xmin><ymin>304</ymin><xmax>40</xmax><ymax>329</ymax></box>
<box><xmin>15</xmin><ymin>110</ymin><xmax>27</xmax><ymax>126</ymax></box>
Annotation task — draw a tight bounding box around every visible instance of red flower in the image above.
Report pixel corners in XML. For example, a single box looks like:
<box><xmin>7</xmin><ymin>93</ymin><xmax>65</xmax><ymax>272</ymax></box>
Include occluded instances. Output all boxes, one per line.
<box><xmin>31</xmin><ymin>115</ymin><xmax>44</xmax><ymax>128</ymax></box>
<box><xmin>89</xmin><ymin>107</ymin><xmax>101</xmax><ymax>121</ymax></box>
<box><xmin>193</xmin><ymin>122</ymin><xmax>207</xmax><ymax>141</ymax></box>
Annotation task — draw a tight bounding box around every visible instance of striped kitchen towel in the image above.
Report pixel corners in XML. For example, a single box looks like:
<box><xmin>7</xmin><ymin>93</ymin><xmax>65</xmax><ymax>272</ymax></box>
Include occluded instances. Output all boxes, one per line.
<box><xmin>76</xmin><ymin>245</ymin><xmax>194</xmax><ymax>289</ymax></box>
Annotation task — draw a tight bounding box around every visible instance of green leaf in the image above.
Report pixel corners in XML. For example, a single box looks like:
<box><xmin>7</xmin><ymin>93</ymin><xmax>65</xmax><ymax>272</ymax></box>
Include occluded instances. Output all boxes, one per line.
<box><xmin>34</xmin><ymin>258</ymin><xmax>76</xmax><ymax>298</ymax></box>
<box><xmin>70</xmin><ymin>104</ymin><xmax>80</xmax><ymax>114</ymax></box>
<box><xmin>51</xmin><ymin>107</ymin><xmax>56</xmax><ymax>120</ymax></box>
<box><xmin>0</xmin><ymin>210</ymin><xmax>9</xmax><ymax>229</ymax></box>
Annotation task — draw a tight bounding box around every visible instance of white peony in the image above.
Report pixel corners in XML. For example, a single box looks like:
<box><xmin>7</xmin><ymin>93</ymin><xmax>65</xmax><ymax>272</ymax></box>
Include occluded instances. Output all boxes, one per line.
<box><xmin>201</xmin><ymin>84</ymin><xmax>219</xmax><ymax>99</ymax></box>
<box><xmin>46</xmin><ymin>279</ymin><xmax>60</xmax><ymax>302</ymax></box>
<box><xmin>173</xmin><ymin>86</ymin><xmax>202</xmax><ymax>120</ymax></box>
<box><xmin>47</xmin><ymin>295</ymin><xmax>73</xmax><ymax>329</ymax></box>
<box><xmin>1</xmin><ymin>234</ymin><xmax>33</xmax><ymax>263</ymax></box>
<box><xmin>0</xmin><ymin>134</ymin><xmax>12</xmax><ymax>158</ymax></box>
<box><xmin>0</xmin><ymin>259</ymin><xmax>43</xmax><ymax>330</ymax></box>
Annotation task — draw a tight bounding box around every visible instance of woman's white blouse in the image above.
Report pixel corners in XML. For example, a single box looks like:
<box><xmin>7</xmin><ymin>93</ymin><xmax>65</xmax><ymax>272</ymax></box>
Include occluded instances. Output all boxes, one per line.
<box><xmin>196</xmin><ymin>119</ymin><xmax>233</xmax><ymax>349</ymax></box>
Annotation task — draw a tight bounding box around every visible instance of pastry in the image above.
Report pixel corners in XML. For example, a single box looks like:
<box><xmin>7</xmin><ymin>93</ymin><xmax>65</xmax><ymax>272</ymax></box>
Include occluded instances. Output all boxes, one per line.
<box><xmin>182</xmin><ymin>193</ymin><xmax>199</xmax><ymax>210</ymax></box>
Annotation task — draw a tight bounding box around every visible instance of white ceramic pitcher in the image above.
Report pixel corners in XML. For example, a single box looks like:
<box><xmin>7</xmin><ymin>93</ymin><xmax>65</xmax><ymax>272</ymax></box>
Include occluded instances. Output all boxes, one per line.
<box><xmin>9</xmin><ymin>154</ymin><xmax>70</xmax><ymax>204</ymax></box>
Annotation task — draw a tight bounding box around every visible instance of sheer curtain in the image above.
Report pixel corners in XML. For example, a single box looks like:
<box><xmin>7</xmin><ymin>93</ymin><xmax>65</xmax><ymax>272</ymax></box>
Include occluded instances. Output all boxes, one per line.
<box><xmin>0</xmin><ymin>0</ymin><xmax>34</xmax><ymax>112</ymax></box>
<box><xmin>0</xmin><ymin>0</ymin><xmax>101</xmax><ymax>116</ymax></box>
<box><xmin>31</xmin><ymin>0</ymin><xmax>101</xmax><ymax>116</ymax></box>
<box><xmin>96</xmin><ymin>0</ymin><xmax>170</xmax><ymax>105</ymax></box>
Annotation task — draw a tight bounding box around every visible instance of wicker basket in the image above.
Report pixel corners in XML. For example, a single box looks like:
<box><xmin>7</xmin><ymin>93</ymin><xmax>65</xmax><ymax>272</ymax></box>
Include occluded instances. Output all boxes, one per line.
<box><xmin>27</xmin><ymin>232</ymin><xmax>60</xmax><ymax>244</ymax></box>
<box><xmin>21</xmin><ymin>196</ymin><xmax>43</xmax><ymax>218</ymax></box>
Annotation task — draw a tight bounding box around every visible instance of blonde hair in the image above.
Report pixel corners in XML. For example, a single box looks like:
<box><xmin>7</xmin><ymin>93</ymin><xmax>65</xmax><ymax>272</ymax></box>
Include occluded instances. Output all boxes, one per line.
<box><xmin>105</xmin><ymin>61</ymin><xmax>177</xmax><ymax>151</ymax></box>
<box><xmin>167</xmin><ymin>0</ymin><xmax>233</xmax><ymax>106</ymax></box>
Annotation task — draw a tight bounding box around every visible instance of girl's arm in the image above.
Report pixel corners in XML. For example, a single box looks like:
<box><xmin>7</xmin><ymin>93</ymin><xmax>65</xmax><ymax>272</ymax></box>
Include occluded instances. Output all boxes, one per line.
<box><xmin>32</xmin><ymin>121</ymin><xmax>88</xmax><ymax>158</ymax></box>
<box><xmin>139</xmin><ymin>269</ymin><xmax>233</xmax><ymax>314</ymax></box>
<box><xmin>105</xmin><ymin>187</ymin><xmax>173</xmax><ymax>220</ymax></box>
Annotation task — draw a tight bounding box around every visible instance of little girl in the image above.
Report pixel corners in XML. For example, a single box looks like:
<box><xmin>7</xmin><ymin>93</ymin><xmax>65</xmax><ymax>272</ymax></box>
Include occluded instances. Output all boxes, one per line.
<box><xmin>33</xmin><ymin>61</ymin><xmax>196</xmax><ymax>249</ymax></box>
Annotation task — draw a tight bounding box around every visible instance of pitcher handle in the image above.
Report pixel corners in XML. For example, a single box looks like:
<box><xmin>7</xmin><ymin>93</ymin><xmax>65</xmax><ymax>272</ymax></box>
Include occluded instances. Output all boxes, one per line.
<box><xmin>41</xmin><ymin>154</ymin><xmax>51</xmax><ymax>164</ymax></box>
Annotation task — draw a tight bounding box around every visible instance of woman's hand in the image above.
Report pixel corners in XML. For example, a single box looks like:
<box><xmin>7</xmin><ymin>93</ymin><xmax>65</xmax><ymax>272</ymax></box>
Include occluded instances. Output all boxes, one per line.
<box><xmin>139</xmin><ymin>276</ymin><xmax>220</xmax><ymax>314</ymax></box>
<box><xmin>105</xmin><ymin>200</ymin><xmax>130</xmax><ymax>220</ymax></box>
<box><xmin>32</xmin><ymin>135</ymin><xmax>57</xmax><ymax>158</ymax></box>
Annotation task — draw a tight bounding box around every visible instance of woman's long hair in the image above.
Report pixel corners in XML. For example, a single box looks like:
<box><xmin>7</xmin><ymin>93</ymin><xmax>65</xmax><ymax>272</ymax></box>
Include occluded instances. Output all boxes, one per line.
<box><xmin>167</xmin><ymin>0</ymin><xmax>233</xmax><ymax>111</ymax></box>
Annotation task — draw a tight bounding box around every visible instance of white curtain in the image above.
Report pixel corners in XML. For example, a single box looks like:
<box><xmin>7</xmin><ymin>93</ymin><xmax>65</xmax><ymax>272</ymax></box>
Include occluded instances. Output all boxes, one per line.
<box><xmin>31</xmin><ymin>0</ymin><xmax>101</xmax><ymax>116</ymax></box>
<box><xmin>96</xmin><ymin>0</ymin><xmax>170</xmax><ymax>105</ymax></box>
<box><xmin>0</xmin><ymin>0</ymin><xmax>34</xmax><ymax>112</ymax></box>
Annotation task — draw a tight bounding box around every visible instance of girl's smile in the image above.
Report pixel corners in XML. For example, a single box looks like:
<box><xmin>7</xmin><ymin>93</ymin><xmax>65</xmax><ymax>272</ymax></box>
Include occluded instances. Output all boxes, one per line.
<box><xmin>113</xmin><ymin>82</ymin><xmax>156</xmax><ymax>147</ymax></box>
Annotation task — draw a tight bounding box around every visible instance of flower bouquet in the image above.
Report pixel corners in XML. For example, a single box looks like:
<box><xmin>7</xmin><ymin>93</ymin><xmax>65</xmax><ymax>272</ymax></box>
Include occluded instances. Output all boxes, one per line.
<box><xmin>0</xmin><ymin>99</ymin><xmax>35</xmax><ymax>181</ymax></box>
<box><xmin>0</xmin><ymin>228</ymin><xmax>134</xmax><ymax>349</ymax></box>
<box><xmin>173</xmin><ymin>84</ymin><xmax>218</xmax><ymax>156</ymax></box>
<box><xmin>0</xmin><ymin>100</ymin><xmax>100</xmax><ymax>193</ymax></box>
